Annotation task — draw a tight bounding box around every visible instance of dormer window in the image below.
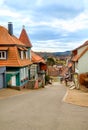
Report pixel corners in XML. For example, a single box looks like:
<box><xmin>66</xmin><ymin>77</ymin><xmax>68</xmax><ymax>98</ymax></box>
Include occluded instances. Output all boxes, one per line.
<box><xmin>20</xmin><ymin>51</ymin><xmax>24</xmax><ymax>59</ymax></box>
<box><xmin>18</xmin><ymin>47</ymin><xmax>29</xmax><ymax>60</ymax></box>
<box><xmin>0</xmin><ymin>51</ymin><xmax>6</xmax><ymax>59</ymax></box>
<box><xmin>25</xmin><ymin>51</ymin><xmax>28</xmax><ymax>59</ymax></box>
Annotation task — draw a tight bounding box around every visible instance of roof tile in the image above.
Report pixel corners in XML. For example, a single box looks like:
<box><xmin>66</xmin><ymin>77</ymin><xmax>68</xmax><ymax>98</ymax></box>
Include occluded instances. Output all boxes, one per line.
<box><xmin>31</xmin><ymin>51</ymin><xmax>45</xmax><ymax>64</ymax></box>
<box><xmin>0</xmin><ymin>26</ymin><xmax>24</xmax><ymax>46</ymax></box>
<box><xmin>0</xmin><ymin>46</ymin><xmax>32</xmax><ymax>67</ymax></box>
<box><xmin>19</xmin><ymin>27</ymin><xmax>32</xmax><ymax>47</ymax></box>
<box><xmin>0</xmin><ymin>25</ymin><xmax>32</xmax><ymax>67</ymax></box>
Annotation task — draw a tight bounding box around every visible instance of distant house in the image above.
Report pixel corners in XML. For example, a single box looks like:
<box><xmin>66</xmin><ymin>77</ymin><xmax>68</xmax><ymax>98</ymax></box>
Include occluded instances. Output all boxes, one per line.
<box><xmin>47</xmin><ymin>65</ymin><xmax>59</xmax><ymax>77</ymax></box>
<box><xmin>0</xmin><ymin>23</ymin><xmax>32</xmax><ymax>89</ymax></box>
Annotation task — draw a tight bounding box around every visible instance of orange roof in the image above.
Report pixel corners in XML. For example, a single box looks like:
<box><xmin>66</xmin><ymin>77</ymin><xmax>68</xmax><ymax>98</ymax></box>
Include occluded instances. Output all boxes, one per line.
<box><xmin>78</xmin><ymin>41</ymin><xmax>88</xmax><ymax>49</ymax></box>
<box><xmin>72</xmin><ymin>47</ymin><xmax>88</xmax><ymax>62</ymax></box>
<box><xmin>12</xmin><ymin>35</ymin><xmax>25</xmax><ymax>46</ymax></box>
<box><xmin>0</xmin><ymin>46</ymin><xmax>32</xmax><ymax>67</ymax></box>
<box><xmin>73</xmin><ymin>40</ymin><xmax>88</xmax><ymax>52</ymax></box>
<box><xmin>19</xmin><ymin>27</ymin><xmax>32</xmax><ymax>47</ymax></box>
<box><xmin>0</xmin><ymin>26</ymin><xmax>24</xmax><ymax>46</ymax></box>
<box><xmin>0</xmin><ymin>25</ymin><xmax>32</xmax><ymax>67</ymax></box>
<box><xmin>31</xmin><ymin>51</ymin><xmax>45</xmax><ymax>64</ymax></box>
<box><xmin>78</xmin><ymin>47</ymin><xmax>88</xmax><ymax>60</ymax></box>
<box><xmin>0</xmin><ymin>47</ymin><xmax>8</xmax><ymax>50</ymax></box>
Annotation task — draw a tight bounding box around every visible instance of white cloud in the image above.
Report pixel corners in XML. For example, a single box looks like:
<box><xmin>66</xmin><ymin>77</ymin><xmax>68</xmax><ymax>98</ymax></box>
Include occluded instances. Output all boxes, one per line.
<box><xmin>32</xmin><ymin>37</ymin><xmax>88</xmax><ymax>52</ymax></box>
<box><xmin>49</xmin><ymin>10</ymin><xmax>88</xmax><ymax>33</ymax></box>
<box><xmin>0</xmin><ymin>8</ymin><xmax>21</xmax><ymax>18</ymax></box>
<box><xmin>0</xmin><ymin>0</ymin><xmax>5</xmax><ymax>5</ymax></box>
<box><xmin>0</xmin><ymin>0</ymin><xmax>88</xmax><ymax>52</ymax></box>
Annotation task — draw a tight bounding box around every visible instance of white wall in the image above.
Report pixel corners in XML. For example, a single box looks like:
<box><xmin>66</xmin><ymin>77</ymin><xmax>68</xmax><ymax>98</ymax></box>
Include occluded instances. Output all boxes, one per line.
<box><xmin>78</xmin><ymin>51</ymin><xmax>88</xmax><ymax>74</ymax></box>
<box><xmin>78</xmin><ymin>45</ymin><xmax>88</xmax><ymax>54</ymax></box>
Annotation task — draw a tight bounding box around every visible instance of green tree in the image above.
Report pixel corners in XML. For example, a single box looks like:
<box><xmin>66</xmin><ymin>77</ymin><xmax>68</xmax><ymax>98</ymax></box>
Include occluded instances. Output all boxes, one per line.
<box><xmin>47</xmin><ymin>57</ymin><xmax>55</xmax><ymax>66</ymax></box>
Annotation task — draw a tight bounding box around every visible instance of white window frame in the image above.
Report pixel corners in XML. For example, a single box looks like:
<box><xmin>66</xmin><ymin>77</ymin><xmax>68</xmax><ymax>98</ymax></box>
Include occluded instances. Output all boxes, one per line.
<box><xmin>25</xmin><ymin>67</ymin><xmax>28</xmax><ymax>77</ymax></box>
<box><xmin>0</xmin><ymin>51</ymin><xmax>6</xmax><ymax>59</ymax></box>
<box><xmin>20</xmin><ymin>67</ymin><xmax>29</xmax><ymax>81</ymax></box>
<box><xmin>20</xmin><ymin>68</ymin><xmax>24</xmax><ymax>80</ymax></box>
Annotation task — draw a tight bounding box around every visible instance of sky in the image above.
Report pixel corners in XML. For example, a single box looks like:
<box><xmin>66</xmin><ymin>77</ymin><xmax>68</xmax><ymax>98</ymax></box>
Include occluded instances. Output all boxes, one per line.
<box><xmin>0</xmin><ymin>0</ymin><xmax>88</xmax><ymax>52</ymax></box>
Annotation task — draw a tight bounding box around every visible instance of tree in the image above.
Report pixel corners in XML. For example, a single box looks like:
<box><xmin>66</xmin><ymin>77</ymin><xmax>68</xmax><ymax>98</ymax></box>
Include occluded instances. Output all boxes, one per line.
<box><xmin>47</xmin><ymin>57</ymin><xmax>55</xmax><ymax>66</ymax></box>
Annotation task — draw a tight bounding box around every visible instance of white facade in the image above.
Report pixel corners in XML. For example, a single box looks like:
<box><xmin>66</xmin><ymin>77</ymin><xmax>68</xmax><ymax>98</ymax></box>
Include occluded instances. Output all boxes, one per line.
<box><xmin>78</xmin><ymin>50</ymin><xmax>88</xmax><ymax>74</ymax></box>
<box><xmin>78</xmin><ymin>45</ymin><xmax>87</xmax><ymax>54</ymax></box>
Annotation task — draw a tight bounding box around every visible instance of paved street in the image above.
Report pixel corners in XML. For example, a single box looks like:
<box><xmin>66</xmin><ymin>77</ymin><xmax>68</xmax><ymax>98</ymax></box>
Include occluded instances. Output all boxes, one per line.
<box><xmin>0</xmin><ymin>83</ymin><xmax>88</xmax><ymax>130</ymax></box>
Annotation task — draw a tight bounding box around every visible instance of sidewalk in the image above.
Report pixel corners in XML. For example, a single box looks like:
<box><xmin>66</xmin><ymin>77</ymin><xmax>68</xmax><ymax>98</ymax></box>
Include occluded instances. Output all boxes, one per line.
<box><xmin>64</xmin><ymin>88</ymin><xmax>88</xmax><ymax>107</ymax></box>
<box><xmin>51</xmin><ymin>81</ymin><xmax>88</xmax><ymax>107</ymax></box>
<box><xmin>0</xmin><ymin>88</ymin><xmax>30</xmax><ymax>99</ymax></box>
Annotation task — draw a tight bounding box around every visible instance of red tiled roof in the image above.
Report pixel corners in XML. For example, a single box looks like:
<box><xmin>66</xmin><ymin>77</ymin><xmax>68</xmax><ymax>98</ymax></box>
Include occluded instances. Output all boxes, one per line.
<box><xmin>78</xmin><ymin>47</ymin><xmax>88</xmax><ymax>60</ymax></box>
<box><xmin>72</xmin><ymin>47</ymin><xmax>88</xmax><ymax>62</ymax></box>
<box><xmin>0</xmin><ymin>47</ymin><xmax>8</xmax><ymax>50</ymax></box>
<box><xmin>0</xmin><ymin>25</ymin><xmax>32</xmax><ymax>67</ymax></box>
<box><xmin>0</xmin><ymin>46</ymin><xmax>32</xmax><ymax>67</ymax></box>
<box><xmin>0</xmin><ymin>26</ymin><xmax>24</xmax><ymax>46</ymax></box>
<box><xmin>73</xmin><ymin>40</ymin><xmax>88</xmax><ymax>51</ymax></box>
<box><xmin>19</xmin><ymin>27</ymin><xmax>32</xmax><ymax>47</ymax></box>
<box><xmin>31</xmin><ymin>50</ymin><xmax>45</xmax><ymax>64</ymax></box>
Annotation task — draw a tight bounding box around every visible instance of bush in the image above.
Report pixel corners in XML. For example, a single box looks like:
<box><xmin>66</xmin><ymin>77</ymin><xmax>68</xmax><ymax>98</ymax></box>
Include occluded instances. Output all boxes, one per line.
<box><xmin>45</xmin><ymin>75</ymin><xmax>51</xmax><ymax>84</ymax></box>
<box><xmin>79</xmin><ymin>73</ymin><xmax>88</xmax><ymax>87</ymax></box>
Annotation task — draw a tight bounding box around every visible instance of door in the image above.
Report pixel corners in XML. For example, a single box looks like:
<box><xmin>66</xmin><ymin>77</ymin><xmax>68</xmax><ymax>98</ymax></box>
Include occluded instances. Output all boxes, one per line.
<box><xmin>0</xmin><ymin>74</ymin><xmax>3</xmax><ymax>89</ymax></box>
<box><xmin>11</xmin><ymin>76</ymin><xmax>16</xmax><ymax>86</ymax></box>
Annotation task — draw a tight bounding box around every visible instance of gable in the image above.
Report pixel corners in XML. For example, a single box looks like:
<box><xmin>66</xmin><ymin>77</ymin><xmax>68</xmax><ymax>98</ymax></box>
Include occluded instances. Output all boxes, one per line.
<box><xmin>19</xmin><ymin>28</ymin><xmax>32</xmax><ymax>47</ymax></box>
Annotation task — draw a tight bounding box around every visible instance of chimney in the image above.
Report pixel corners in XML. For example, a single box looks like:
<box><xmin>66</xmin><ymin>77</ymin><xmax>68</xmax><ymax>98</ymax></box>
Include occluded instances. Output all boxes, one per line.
<box><xmin>8</xmin><ymin>22</ymin><xmax>13</xmax><ymax>35</ymax></box>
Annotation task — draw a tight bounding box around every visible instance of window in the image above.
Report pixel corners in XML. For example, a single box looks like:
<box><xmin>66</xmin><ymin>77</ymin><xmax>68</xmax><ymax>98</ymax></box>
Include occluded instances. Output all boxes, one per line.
<box><xmin>25</xmin><ymin>51</ymin><xmax>28</xmax><ymax>59</ymax></box>
<box><xmin>0</xmin><ymin>51</ymin><xmax>6</xmax><ymax>59</ymax></box>
<box><xmin>30</xmin><ymin>64</ymin><xmax>37</xmax><ymax>79</ymax></box>
<box><xmin>20</xmin><ymin>51</ymin><xmax>24</xmax><ymax>59</ymax></box>
<box><xmin>20</xmin><ymin>67</ymin><xmax>29</xmax><ymax>81</ymax></box>
<box><xmin>20</xmin><ymin>68</ymin><xmax>24</xmax><ymax>80</ymax></box>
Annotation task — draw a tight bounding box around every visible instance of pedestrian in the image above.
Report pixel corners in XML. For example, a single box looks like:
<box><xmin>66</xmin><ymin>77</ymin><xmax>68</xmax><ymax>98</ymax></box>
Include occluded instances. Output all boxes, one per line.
<box><xmin>64</xmin><ymin>73</ymin><xmax>69</xmax><ymax>86</ymax></box>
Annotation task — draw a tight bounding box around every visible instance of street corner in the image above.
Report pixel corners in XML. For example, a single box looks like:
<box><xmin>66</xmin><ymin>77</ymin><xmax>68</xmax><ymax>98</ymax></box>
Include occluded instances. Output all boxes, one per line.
<box><xmin>63</xmin><ymin>88</ymin><xmax>88</xmax><ymax>107</ymax></box>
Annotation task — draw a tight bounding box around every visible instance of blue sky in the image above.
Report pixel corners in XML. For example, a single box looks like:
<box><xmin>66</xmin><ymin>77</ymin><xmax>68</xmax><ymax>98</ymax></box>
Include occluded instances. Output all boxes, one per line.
<box><xmin>0</xmin><ymin>0</ymin><xmax>88</xmax><ymax>52</ymax></box>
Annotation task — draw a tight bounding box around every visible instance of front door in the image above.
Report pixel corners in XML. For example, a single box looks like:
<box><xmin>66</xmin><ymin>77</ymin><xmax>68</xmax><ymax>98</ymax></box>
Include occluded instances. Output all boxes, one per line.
<box><xmin>11</xmin><ymin>76</ymin><xmax>16</xmax><ymax>86</ymax></box>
